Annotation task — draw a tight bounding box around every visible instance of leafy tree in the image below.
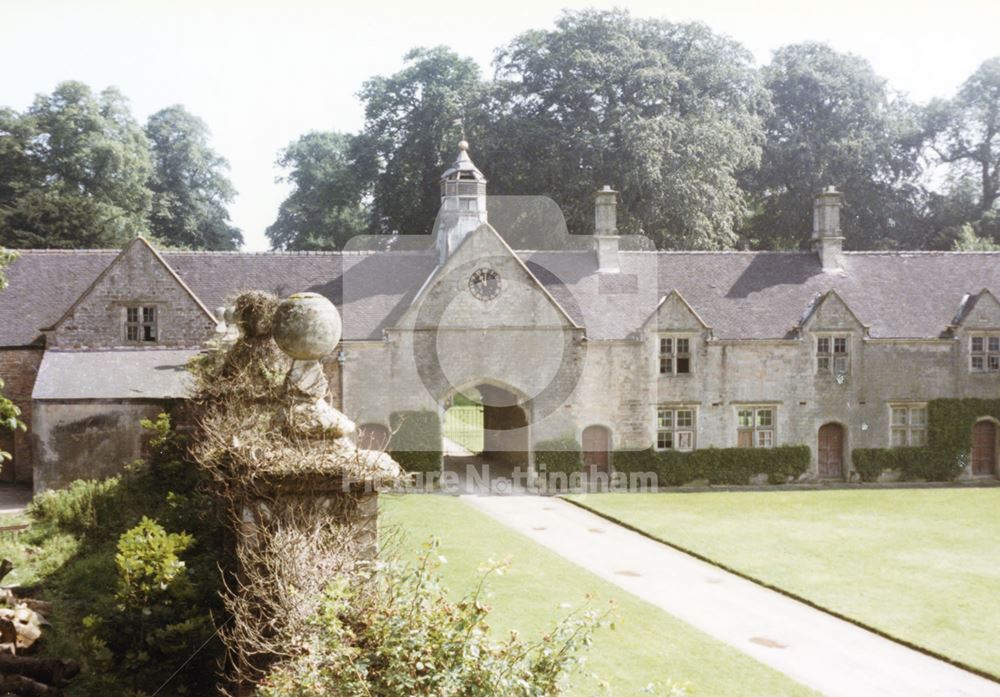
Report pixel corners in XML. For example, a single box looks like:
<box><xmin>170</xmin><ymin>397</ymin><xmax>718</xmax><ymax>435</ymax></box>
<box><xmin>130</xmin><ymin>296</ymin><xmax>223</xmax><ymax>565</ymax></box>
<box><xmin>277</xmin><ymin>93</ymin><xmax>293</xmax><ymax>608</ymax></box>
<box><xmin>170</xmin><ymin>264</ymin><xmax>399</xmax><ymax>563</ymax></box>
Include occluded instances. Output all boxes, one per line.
<box><xmin>358</xmin><ymin>47</ymin><xmax>482</xmax><ymax>237</ymax></box>
<box><xmin>266</xmin><ymin>132</ymin><xmax>371</xmax><ymax>250</ymax></box>
<box><xmin>0</xmin><ymin>250</ymin><xmax>25</xmax><ymax>464</ymax></box>
<box><xmin>0</xmin><ymin>81</ymin><xmax>153</xmax><ymax>248</ymax></box>
<box><xmin>742</xmin><ymin>43</ymin><xmax>924</xmax><ymax>250</ymax></box>
<box><xmin>481</xmin><ymin>9</ymin><xmax>768</xmax><ymax>249</ymax></box>
<box><xmin>146</xmin><ymin>106</ymin><xmax>242</xmax><ymax>250</ymax></box>
<box><xmin>951</xmin><ymin>224</ymin><xmax>1000</xmax><ymax>251</ymax></box>
<box><xmin>924</xmin><ymin>57</ymin><xmax>1000</xmax><ymax>247</ymax></box>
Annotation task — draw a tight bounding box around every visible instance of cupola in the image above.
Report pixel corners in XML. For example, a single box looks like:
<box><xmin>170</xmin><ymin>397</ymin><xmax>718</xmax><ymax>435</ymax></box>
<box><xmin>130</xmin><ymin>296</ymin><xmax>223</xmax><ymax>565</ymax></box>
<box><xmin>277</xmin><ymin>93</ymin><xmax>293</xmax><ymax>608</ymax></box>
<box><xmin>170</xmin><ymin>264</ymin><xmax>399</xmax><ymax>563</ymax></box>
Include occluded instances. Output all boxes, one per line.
<box><xmin>436</xmin><ymin>140</ymin><xmax>488</xmax><ymax>263</ymax></box>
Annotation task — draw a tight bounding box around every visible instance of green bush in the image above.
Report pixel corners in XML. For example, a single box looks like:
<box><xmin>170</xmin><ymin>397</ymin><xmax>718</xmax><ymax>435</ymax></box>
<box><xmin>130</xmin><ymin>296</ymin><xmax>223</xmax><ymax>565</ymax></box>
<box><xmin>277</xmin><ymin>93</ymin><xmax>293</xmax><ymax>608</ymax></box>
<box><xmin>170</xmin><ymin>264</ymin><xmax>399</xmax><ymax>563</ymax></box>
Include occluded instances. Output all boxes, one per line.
<box><xmin>29</xmin><ymin>477</ymin><xmax>123</xmax><ymax>537</ymax></box>
<box><xmin>21</xmin><ymin>413</ymin><xmax>224</xmax><ymax>697</ymax></box>
<box><xmin>257</xmin><ymin>542</ymin><xmax>609</xmax><ymax>697</ymax></box>
<box><xmin>613</xmin><ymin>446</ymin><xmax>810</xmax><ymax>486</ymax></box>
<box><xmin>534</xmin><ymin>435</ymin><xmax>583</xmax><ymax>476</ymax></box>
<box><xmin>851</xmin><ymin>398</ymin><xmax>1000</xmax><ymax>482</ymax></box>
<box><xmin>389</xmin><ymin>410</ymin><xmax>442</xmax><ymax>473</ymax></box>
<box><xmin>852</xmin><ymin>448</ymin><xmax>965</xmax><ymax>482</ymax></box>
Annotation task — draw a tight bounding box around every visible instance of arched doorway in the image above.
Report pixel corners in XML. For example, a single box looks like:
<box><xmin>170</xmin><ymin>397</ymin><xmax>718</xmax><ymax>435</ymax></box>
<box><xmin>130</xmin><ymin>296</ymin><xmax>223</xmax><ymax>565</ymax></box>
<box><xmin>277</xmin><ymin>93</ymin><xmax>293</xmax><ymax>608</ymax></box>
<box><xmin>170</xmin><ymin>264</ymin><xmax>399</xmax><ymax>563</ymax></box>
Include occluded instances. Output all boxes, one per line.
<box><xmin>357</xmin><ymin>423</ymin><xmax>390</xmax><ymax>451</ymax></box>
<box><xmin>442</xmin><ymin>382</ymin><xmax>530</xmax><ymax>486</ymax></box>
<box><xmin>582</xmin><ymin>425</ymin><xmax>611</xmax><ymax>477</ymax></box>
<box><xmin>971</xmin><ymin>420</ymin><xmax>997</xmax><ymax>476</ymax></box>
<box><xmin>818</xmin><ymin>423</ymin><xmax>845</xmax><ymax>479</ymax></box>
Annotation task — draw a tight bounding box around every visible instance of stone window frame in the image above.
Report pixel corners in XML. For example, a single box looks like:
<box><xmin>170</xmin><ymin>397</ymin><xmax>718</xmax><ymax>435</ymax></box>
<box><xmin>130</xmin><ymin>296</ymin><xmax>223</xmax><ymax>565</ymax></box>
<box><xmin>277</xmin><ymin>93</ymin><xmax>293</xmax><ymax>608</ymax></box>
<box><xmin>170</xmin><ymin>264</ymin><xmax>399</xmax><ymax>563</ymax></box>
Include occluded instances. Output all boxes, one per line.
<box><xmin>815</xmin><ymin>333</ymin><xmax>850</xmax><ymax>376</ymax></box>
<box><xmin>889</xmin><ymin>402</ymin><xmax>927</xmax><ymax>447</ymax></box>
<box><xmin>123</xmin><ymin>304</ymin><xmax>159</xmax><ymax>344</ymax></box>
<box><xmin>736</xmin><ymin>405</ymin><xmax>776</xmax><ymax>448</ymax></box>
<box><xmin>655</xmin><ymin>405</ymin><xmax>697</xmax><ymax>451</ymax></box>
<box><xmin>658</xmin><ymin>334</ymin><xmax>694</xmax><ymax>376</ymax></box>
<box><xmin>969</xmin><ymin>334</ymin><xmax>1000</xmax><ymax>373</ymax></box>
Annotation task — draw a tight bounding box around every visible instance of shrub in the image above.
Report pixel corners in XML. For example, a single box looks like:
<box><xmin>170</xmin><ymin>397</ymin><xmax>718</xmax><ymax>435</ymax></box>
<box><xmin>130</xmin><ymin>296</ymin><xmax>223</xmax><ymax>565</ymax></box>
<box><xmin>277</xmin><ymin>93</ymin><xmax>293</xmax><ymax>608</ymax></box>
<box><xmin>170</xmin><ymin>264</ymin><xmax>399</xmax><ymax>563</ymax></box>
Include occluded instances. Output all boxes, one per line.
<box><xmin>534</xmin><ymin>435</ymin><xmax>583</xmax><ymax>476</ymax></box>
<box><xmin>23</xmin><ymin>413</ymin><xmax>224</xmax><ymax>696</ymax></box>
<box><xmin>257</xmin><ymin>542</ymin><xmax>610</xmax><ymax>697</ymax></box>
<box><xmin>28</xmin><ymin>477</ymin><xmax>123</xmax><ymax>536</ymax></box>
<box><xmin>389</xmin><ymin>410</ymin><xmax>442</xmax><ymax>473</ymax></box>
<box><xmin>852</xmin><ymin>447</ymin><xmax>965</xmax><ymax>482</ymax></box>
<box><xmin>851</xmin><ymin>398</ymin><xmax>1000</xmax><ymax>482</ymax></box>
<box><xmin>613</xmin><ymin>446</ymin><xmax>810</xmax><ymax>486</ymax></box>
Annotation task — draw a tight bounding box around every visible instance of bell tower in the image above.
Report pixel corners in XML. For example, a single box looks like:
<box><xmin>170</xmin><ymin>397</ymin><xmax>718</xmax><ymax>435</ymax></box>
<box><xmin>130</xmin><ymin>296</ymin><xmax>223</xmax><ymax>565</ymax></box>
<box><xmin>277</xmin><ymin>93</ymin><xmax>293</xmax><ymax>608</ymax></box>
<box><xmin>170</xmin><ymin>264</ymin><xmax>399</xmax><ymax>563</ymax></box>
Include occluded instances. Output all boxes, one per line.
<box><xmin>436</xmin><ymin>140</ymin><xmax>487</xmax><ymax>263</ymax></box>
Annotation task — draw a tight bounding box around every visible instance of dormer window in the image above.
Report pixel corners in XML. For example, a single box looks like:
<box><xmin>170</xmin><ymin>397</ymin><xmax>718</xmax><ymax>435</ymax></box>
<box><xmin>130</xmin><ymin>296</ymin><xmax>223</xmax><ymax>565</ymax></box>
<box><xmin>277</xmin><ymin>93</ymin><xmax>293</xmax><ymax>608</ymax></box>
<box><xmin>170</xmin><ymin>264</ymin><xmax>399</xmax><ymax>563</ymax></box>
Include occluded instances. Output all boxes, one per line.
<box><xmin>970</xmin><ymin>335</ymin><xmax>1000</xmax><ymax>372</ymax></box>
<box><xmin>659</xmin><ymin>336</ymin><xmax>691</xmax><ymax>375</ymax></box>
<box><xmin>125</xmin><ymin>305</ymin><xmax>157</xmax><ymax>343</ymax></box>
<box><xmin>816</xmin><ymin>335</ymin><xmax>849</xmax><ymax>375</ymax></box>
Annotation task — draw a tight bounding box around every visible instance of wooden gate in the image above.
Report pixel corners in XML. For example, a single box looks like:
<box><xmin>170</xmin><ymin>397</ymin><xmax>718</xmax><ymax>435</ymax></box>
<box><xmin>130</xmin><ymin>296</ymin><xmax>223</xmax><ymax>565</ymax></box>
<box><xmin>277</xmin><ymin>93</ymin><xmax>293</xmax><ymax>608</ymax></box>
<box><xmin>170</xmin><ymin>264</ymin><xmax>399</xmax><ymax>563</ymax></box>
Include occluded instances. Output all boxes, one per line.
<box><xmin>818</xmin><ymin>423</ymin><xmax>845</xmax><ymax>479</ymax></box>
<box><xmin>582</xmin><ymin>425</ymin><xmax>610</xmax><ymax>476</ymax></box>
<box><xmin>972</xmin><ymin>421</ymin><xmax>997</xmax><ymax>476</ymax></box>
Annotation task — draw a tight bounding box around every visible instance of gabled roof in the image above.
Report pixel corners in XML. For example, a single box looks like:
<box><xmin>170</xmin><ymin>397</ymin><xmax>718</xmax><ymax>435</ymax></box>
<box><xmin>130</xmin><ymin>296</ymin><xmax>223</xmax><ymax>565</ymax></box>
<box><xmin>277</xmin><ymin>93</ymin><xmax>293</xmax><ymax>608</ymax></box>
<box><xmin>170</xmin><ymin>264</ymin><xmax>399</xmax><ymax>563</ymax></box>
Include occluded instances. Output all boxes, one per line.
<box><xmin>2</xmin><ymin>245</ymin><xmax>1000</xmax><ymax>346</ymax></box>
<box><xmin>798</xmin><ymin>289</ymin><xmax>870</xmax><ymax>335</ymax></box>
<box><xmin>951</xmin><ymin>288</ymin><xmax>1000</xmax><ymax>329</ymax></box>
<box><xmin>42</xmin><ymin>237</ymin><xmax>217</xmax><ymax>332</ymax></box>
<box><xmin>392</xmin><ymin>223</ymin><xmax>581</xmax><ymax>332</ymax></box>
<box><xmin>641</xmin><ymin>289</ymin><xmax>713</xmax><ymax>334</ymax></box>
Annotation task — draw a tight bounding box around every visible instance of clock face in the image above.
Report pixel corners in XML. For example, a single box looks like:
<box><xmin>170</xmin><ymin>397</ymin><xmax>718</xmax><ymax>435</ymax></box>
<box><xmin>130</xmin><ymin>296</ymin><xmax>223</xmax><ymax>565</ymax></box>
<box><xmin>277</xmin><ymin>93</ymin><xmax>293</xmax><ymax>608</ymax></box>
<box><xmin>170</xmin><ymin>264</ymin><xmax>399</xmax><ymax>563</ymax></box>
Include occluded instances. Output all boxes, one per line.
<box><xmin>468</xmin><ymin>267</ymin><xmax>501</xmax><ymax>301</ymax></box>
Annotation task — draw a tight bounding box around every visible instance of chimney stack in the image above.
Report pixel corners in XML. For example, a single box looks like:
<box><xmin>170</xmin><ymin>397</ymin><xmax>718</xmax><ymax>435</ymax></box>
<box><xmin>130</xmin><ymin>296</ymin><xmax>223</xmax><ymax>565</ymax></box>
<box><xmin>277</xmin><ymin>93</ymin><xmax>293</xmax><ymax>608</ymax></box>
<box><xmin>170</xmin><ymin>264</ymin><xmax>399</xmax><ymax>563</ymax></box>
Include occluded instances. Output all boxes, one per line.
<box><xmin>594</xmin><ymin>185</ymin><xmax>620</xmax><ymax>273</ymax></box>
<box><xmin>813</xmin><ymin>186</ymin><xmax>844</xmax><ymax>272</ymax></box>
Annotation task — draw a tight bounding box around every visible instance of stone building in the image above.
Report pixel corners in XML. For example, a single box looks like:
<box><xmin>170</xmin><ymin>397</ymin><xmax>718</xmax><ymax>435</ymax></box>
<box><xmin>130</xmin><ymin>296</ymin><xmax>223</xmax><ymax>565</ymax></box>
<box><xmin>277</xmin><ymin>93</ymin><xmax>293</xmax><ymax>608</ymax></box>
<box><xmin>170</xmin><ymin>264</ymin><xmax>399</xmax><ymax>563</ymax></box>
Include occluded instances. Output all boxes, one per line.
<box><xmin>1</xmin><ymin>141</ymin><xmax>999</xmax><ymax>490</ymax></box>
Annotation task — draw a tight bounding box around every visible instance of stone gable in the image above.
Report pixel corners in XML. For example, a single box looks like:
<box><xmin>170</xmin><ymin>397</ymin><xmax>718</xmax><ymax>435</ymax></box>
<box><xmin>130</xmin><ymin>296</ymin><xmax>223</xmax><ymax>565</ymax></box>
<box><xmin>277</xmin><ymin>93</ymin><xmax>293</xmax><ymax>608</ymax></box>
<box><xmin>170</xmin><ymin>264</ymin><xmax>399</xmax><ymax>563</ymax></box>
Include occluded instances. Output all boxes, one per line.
<box><xmin>46</xmin><ymin>238</ymin><xmax>216</xmax><ymax>349</ymax></box>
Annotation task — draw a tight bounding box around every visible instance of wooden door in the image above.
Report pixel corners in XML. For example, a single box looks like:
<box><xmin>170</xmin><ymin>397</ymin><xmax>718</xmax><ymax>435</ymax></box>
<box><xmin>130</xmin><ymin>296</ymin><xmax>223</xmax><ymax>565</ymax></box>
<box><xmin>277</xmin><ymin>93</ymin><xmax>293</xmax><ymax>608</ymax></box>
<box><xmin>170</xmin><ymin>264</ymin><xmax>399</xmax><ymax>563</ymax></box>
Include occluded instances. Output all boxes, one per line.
<box><xmin>972</xmin><ymin>421</ymin><xmax>997</xmax><ymax>476</ymax></box>
<box><xmin>582</xmin><ymin>426</ymin><xmax>610</xmax><ymax>476</ymax></box>
<box><xmin>818</xmin><ymin>423</ymin><xmax>844</xmax><ymax>479</ymax></box>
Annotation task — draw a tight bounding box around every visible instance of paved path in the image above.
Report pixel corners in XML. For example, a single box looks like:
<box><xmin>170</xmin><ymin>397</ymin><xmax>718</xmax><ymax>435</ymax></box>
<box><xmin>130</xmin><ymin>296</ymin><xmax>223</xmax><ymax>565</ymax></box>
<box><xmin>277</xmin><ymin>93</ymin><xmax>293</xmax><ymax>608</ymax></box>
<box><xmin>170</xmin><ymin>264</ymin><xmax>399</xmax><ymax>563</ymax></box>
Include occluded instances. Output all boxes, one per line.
<box><xmin>462</xmin><ymin>495</ymin><xmax>1000</xmax><ymax>697</ymax></box>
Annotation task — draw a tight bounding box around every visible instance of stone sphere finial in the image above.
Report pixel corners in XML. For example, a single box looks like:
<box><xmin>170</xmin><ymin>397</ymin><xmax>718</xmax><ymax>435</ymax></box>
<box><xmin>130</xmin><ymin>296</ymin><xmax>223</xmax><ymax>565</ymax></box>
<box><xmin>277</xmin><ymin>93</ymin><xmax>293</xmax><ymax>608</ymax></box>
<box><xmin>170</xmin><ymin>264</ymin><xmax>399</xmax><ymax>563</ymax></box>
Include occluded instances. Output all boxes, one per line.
<box><xmin>273</xmin><ymin>292</ymin><xmax>342</xmax><ymax>360</ymax></box>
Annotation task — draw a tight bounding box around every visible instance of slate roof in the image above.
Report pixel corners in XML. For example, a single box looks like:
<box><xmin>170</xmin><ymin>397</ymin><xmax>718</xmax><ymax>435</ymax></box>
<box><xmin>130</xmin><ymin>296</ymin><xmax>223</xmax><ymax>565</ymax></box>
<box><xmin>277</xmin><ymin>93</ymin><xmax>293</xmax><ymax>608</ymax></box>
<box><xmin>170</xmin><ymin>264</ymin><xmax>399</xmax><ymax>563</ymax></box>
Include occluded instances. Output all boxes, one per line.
<box><xmin>32</xmin><ymin>349</ymin><xmax>199</xmax><ymax>400</ymax></box>
<box><xmin>1</xmin><ymin>246</ymin><xmax>999</xmax><ymax>346</ymax></box>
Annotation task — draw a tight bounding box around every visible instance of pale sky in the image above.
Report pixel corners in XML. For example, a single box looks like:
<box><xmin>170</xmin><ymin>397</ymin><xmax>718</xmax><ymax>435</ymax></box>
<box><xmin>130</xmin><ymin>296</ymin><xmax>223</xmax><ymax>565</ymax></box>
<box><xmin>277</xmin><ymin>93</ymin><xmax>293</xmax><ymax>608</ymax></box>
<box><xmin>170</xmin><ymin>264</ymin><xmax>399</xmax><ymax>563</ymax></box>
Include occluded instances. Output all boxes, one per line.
<box><xmin>2</xmin><ymin>0</ymin><xmax>999</xmax><ymax>250</ymax></box>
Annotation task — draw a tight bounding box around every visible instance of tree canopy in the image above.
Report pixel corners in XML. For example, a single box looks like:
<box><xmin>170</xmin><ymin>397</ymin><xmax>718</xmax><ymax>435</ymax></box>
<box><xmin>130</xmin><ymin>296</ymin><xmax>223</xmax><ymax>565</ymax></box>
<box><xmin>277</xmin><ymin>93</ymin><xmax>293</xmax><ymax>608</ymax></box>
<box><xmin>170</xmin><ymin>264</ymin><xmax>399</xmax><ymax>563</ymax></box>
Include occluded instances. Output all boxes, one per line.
<box><xmin>742</xmin><ymin>43</ymin><xmax>924</xmax><ymax>250</ymax></box>
<box><xmin>146</xmin><ymin>106</ymin><xmax>242</xmax><ymax>250</ymax></box>
<box><xmin>0</xmin><ymin>82</ymin><xmax>240</xmax><ymax>250</ymax></box>
<box><xmin>0</xmin><ymin>82</ymin><xmax>153</xmax><ymax>248</ymax></box>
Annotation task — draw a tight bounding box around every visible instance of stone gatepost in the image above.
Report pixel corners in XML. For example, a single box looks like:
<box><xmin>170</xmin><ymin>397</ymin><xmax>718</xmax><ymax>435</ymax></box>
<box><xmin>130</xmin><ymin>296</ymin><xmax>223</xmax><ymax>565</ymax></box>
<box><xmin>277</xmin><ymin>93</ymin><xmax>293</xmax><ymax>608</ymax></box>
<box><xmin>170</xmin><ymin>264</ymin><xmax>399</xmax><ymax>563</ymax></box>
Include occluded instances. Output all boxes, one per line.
<box><xmin>223</xmin><ymin>292</ymin><xmax>400</xmax><ymax>694</ymax></box>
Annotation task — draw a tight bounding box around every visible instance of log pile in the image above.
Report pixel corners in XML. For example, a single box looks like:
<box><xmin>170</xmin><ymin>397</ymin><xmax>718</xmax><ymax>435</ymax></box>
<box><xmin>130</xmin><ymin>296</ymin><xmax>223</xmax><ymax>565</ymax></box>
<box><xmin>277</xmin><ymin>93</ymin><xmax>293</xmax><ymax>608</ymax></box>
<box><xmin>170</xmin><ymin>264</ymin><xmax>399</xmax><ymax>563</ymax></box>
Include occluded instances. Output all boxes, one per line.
<box><xmin>0</xmin><ymin>559</ymin><xmax>78</xmax><ymax>696</ymax></box>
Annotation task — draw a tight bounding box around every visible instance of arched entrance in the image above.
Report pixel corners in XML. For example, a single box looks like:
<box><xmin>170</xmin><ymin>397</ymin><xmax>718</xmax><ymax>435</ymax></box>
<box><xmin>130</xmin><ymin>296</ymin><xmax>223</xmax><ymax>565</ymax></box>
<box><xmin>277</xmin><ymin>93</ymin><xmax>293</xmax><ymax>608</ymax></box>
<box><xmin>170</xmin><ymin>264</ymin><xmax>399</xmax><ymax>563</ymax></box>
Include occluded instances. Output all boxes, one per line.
<box><xmin>971</xmin><ymin>420</ymin><xmax>997</xmax><ymax>476</ymax></box>
<box><xmin>818</xmin><ymin>423</ymin><xmax>845</xmax><ymax>479</ymax></box>
<box><xmin>582</xmin><ymin>425</ymin><xmax>611</xmax><ymax>477</ymax></box>
<box><xmin>442</xmin><ymin>382</ymin><xmax>530</xmax><ymax>487</ymax></box>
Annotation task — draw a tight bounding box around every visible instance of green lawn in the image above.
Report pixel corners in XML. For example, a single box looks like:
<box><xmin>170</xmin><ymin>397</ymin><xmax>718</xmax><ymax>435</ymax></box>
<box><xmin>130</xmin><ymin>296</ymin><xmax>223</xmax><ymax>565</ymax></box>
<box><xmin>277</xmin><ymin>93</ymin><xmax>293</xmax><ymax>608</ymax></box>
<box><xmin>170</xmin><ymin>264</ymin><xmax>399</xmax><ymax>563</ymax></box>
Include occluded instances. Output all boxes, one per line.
<box><xmin>566</xmin><ymin>489</ymin><xmax>1000</xmax><ymax>677</ymax></box>
<box><xmin>381</xmin><ymin>494</ymin><xmax>818</xmax><ymax>697</ymax></box>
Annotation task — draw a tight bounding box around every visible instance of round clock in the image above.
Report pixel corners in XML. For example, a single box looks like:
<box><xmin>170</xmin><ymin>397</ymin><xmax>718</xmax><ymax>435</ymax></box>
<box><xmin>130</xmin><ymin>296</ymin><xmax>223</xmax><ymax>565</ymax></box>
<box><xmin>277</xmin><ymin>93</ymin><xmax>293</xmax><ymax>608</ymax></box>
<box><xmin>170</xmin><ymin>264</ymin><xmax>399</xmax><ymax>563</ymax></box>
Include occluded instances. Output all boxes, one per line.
<box><xmin>468</xmin><ymin>267</ymin><xmax>501</xmax><ymax>301</ymax></box>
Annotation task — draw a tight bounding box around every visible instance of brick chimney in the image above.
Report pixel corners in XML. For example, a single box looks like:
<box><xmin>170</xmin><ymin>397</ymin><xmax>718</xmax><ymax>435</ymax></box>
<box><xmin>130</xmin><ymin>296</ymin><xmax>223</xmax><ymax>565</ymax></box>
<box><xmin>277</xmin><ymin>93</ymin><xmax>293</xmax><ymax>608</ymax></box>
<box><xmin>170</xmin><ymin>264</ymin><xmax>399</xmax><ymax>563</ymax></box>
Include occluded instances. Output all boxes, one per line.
<box><xmin>594</xmin><ymin>185</ymin><xmax>620</xmax><ymax>273</ymax></box>
<box><xmin>813</xmin><ymin>186</ymin><xmax>844</xmax><ymax>272</ymax></box>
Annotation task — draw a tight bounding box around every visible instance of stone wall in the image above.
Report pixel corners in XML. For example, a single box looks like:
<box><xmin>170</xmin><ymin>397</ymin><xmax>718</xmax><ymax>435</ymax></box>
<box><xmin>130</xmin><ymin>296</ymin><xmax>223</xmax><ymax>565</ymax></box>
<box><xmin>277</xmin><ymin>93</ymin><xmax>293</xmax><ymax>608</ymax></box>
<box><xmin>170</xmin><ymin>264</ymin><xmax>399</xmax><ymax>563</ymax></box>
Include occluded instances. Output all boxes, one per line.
<box><xmin>48</xmin><ymin>239</ymin><xmax>215</xmax><ymax>350</ymax></box>
<box><xmin>0</xmin><ymin>348</ymin><xmax>43</xmax><ymax>483</ymax></box>
<box><xmin>31</xmin><ymin>400</ymin><xmax>172</xmax><ymax>492</ymax></box>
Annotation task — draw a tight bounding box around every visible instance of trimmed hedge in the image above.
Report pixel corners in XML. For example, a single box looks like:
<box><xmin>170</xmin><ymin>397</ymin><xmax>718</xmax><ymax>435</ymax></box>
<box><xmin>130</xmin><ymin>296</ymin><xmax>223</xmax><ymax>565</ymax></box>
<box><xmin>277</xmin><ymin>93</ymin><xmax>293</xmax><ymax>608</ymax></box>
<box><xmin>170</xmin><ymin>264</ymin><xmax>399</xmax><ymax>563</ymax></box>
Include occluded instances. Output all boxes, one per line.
<box><xmin>613</xmin><ymin>445</ymin><xmax>810</xmax><ymax>486</ymax></box>
<box><xmin>534</xmin><ymin>436</ymin><xmax>583</xmax><ymax>476</ymax></box>
<box><xmin>388</xmin><ymin>410</ymin><xmax>442</xmax><ymax>473</ymax></box>
<box><xmin>851</xmin><ymin>447</ymin><xmax>965</xmax><ymax>482</ymax></box>
<box><xmin>852</xmin><ymin>398</ymin><xmax>1000</xmax><ymax>482</ymax></box>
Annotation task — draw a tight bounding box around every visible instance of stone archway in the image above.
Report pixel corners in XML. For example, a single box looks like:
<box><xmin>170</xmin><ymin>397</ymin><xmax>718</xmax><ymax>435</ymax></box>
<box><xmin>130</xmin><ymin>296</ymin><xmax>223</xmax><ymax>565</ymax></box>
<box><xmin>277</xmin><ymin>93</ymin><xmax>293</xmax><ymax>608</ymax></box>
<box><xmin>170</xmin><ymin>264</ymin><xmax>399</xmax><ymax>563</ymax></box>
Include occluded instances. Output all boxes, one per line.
<box><xmin>442</xmin><ymin>382</ymin><xmax>530</xmax><ymax>487</ymax></box>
